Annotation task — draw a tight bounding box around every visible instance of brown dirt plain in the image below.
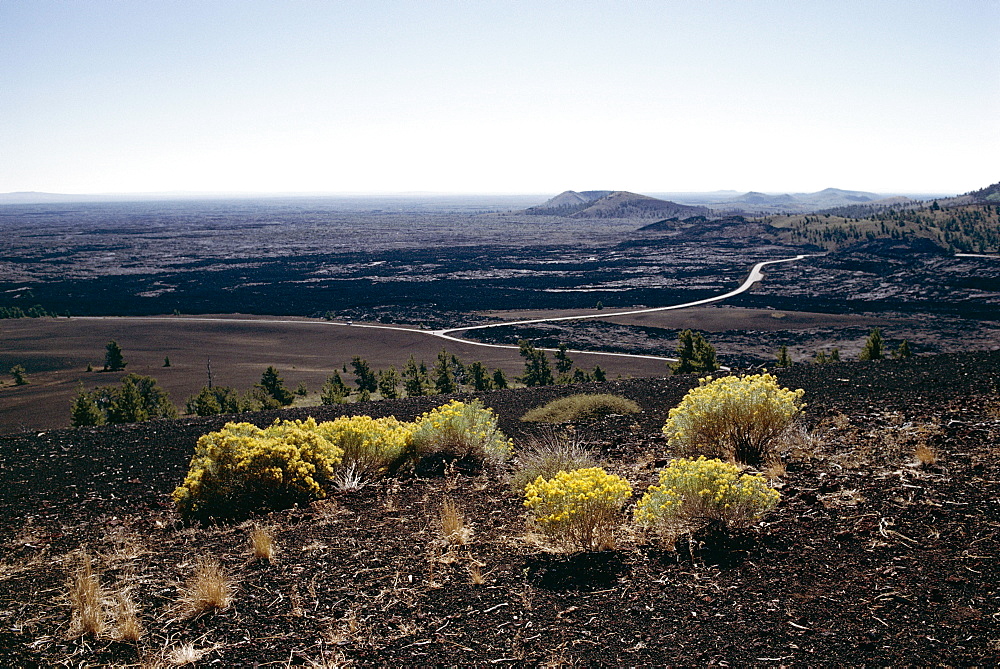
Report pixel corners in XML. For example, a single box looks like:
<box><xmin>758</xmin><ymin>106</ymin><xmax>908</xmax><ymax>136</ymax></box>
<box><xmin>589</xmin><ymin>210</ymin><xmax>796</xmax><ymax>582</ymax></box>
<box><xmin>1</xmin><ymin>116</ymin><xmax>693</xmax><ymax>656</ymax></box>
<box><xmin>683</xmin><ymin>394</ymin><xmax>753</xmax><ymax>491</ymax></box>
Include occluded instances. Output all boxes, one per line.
<box><xmin>0</xmin><ymin>314</ymin><xmax>672</xmax><ymax>434</ymax></box>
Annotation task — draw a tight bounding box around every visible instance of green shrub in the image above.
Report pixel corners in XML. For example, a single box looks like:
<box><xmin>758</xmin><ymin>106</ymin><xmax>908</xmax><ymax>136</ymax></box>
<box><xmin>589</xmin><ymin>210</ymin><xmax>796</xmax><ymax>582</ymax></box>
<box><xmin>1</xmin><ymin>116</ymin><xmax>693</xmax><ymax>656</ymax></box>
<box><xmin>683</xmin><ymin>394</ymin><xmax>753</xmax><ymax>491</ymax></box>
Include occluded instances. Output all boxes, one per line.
<box><xmin>664</xmin><ymin>373</ymin><xmax>805</xmax><ymax>466</ymax></box>
<box><xmin>520</xmin><ymin>394</ymin><xmax>641</xmax><ymax>423</ymax></box>
<box><xmin>524</xmin><ymin>467</ymin><xmax>632</xmax><ymax>550</ymax></box>
<box><xmin>508</xmin><ymin>429</ymin><xmax>601</xmax><ymax>494</ymax></box>
<box><xmin>634</xmin><ymin>456</ymin><xmax>780</xmax><ymax>542</ymax></box>
<box><xmin>409</xmin><ymin>399</ymin><xmax>513</xmax><ymax>472</ymax></box>
<box><xmin>315</xmin><ymin>415</ymin><xmax>413</xmax><ymax>479</ymax></box>
<box><xmin>172</xmin><ymin>418</ymin><xmax>344</xmax><ymax>520</ymax></box>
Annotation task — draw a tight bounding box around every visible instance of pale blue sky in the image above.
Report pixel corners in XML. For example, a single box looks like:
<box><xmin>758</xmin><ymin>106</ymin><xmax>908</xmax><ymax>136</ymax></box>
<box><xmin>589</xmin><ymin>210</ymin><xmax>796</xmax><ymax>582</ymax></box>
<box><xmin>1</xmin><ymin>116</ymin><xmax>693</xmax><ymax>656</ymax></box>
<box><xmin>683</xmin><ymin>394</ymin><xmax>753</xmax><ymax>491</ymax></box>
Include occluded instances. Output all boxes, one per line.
<box><xmin>1</xmin><ymin>0</ymin><xmax>997</xmax><ymax>195</ymax></box>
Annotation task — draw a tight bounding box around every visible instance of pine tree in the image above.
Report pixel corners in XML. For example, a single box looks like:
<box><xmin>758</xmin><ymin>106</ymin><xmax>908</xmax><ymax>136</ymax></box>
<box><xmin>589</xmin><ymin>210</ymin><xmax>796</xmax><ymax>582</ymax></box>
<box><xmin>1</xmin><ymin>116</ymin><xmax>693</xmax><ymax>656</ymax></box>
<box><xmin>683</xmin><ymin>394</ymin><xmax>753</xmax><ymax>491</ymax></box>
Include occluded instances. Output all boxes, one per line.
<box><xmin>70</xmin><ymin>386</ymin><xmax>105</xmax><ymax>426</ymax></box>
<box><xmin>776</xmin><ymin>346</ymin><xmax>792</xmax><ymax>367</ymax></box>
<box><xmin>592</xmin><ymin>365</ymin><xmax>607</xmax><ymax>382</ymax></box>
<box><xmin>468</xmin><ymin>361</ymin><xmax>493</xmax><ymax>391</ymax></box>
<box><xmin>671</xmin><ymin>330</ymin><xmax>719</xmax><ymax>374</ymax></box>
<box><xmin>433</xmin><ymin>349</ymin><xmax>456</xmax><ymax>394</ymax></box>
<box><xmin>104</xmin><ymin>340</ymin><xmax>126</xmax><ymax>371</ymax></box>
<box><xmin>403</xmin><ymin>356</ymin><xmax>431</xmax><ymax>397</ymax></box>
<box><xmin>378</xmin><ymin>366</ymin><xmax>400</xmax><ymax>399</ymax></box>
<box><xmin>320</xmin><ymin>373</ymin><xmax>349</xmax><ymax>405</ymax></box>
<box><xmin>350</xmin><ymin>356</ymin><xmax>378</xmax><ymax>393</ymax></box>
<box><xmin>260</xmin><ymin>366</ymin><xmax>295</xmax><ymax>405</ymax></box>
<box><xmin>894</xmin><ymin>339</ymin><xmax>912</xmax><ymax>359</ymax></box>
<box><xmin>859</xmin><ymin>328</ymin><xmax>885</xmax><ymax>361</ymax></box>
<box><xmin>10</xmin><ymin>364</ymin><xmax>28</xmax><ymax>386</ymax></box>
<box><xmin>554</xmin><ymin>343</ymin><xmax>574</xmax><ymax>375</ymax></box>
<box><xmin>518</xmin><ymin>340</ymin><xmax>554</xmax><ymax>387</ymax></box>
<box><xmin>492</xmin><ymin>368</ymin><xmax>509</xmax><ymax>390</ymax></box>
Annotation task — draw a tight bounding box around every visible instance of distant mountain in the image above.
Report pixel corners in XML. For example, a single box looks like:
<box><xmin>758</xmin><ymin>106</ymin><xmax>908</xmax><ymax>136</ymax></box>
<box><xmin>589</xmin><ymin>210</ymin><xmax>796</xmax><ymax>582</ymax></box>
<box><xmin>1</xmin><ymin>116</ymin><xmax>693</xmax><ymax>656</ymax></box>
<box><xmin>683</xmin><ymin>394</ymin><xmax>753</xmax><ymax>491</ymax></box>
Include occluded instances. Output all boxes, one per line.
<box><xmin>525</xmin><ymin>190</ymin><xmax>709</xmax><ymax>219</ymax></box>
<box><xmin>965</xmin><ymin>181</ymin><xmax>1000</xmax><ymax>203</ymax></box>
<box><xmin>523</xmin><ymin>190</ymin><xmax>613</xmax><ymax>215</ymax></box>
<box><xmin>794</xmin><ymin>187</ymin><xmax>882</xmax><ymax>208</ymax></box>
<box><xmin>727</xmin><ymin>191</ymin><xmax>797</xmax><ymax>207</ymax></box>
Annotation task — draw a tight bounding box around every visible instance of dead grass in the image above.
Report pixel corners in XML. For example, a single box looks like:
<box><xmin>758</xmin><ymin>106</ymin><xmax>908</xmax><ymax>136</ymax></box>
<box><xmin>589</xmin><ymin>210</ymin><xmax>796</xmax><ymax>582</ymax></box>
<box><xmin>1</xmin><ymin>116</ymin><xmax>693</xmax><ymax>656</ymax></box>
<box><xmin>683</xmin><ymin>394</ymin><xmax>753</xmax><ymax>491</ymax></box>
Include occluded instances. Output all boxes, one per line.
<box><xmin>439</xmin><ymin>497</ymin><xmax>472</xmax><ymax>546</ymax></box>
<box><xmin>67</xmin><ymin>549</ymin><xmax>105</xmax><ymax>638</ymax></box>
<box><xmin>509</xmin><ymin>428</ymin><xmax>602</xmax><ymax>493</ymax></box>
<box><xmin>249</xmin><ymin>525</ymin><xmax>276</xmax><ymax>562</ymax></box>
<box><xmin>179</xmin><ymin>557</ymin><xmax>232</xmax><ymax>619</ymax></box>
<box><xmin>112</xmin><ymin>586</ymin><xmax>144</xmax><ymax>642</ymax></box>
<box><xmin>914</xmin><ymin>443</ymin><xmax>938</xmax><ymax>467</ymax></box>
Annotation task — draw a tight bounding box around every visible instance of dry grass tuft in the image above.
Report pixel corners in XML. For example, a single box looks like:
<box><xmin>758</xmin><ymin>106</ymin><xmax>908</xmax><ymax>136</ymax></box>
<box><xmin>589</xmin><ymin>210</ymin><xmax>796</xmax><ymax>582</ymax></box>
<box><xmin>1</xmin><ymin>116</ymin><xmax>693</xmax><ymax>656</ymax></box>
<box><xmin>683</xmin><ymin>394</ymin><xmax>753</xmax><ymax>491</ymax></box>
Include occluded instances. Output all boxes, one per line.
<box><xmin>467</xmin><ymin>563</ymin><xmax>486</xmax><ymax>585</ymax></box>
<box><xmin>67</xmin><ymin>549</ymin><xmax>105</xmax><ymax>638</ymax></box>
<box><xmin>509</xmin><ymin>428</ymin><xmax>601</xmax><ymax>493</ymax></box>
<box><xmin>914</xmin><ymin>442</ymin><xmax>938</xmax><ymax>467</ymax></box>
<box><xmin>180</xmin><ymin>557</ymin><xmax>232</xmax><ymax>618</ymax></box>
<box><xmin>439</xmin><ymin>497</ymin><xmax>472</xmax><ymax>546</ymax></box>
<box><xmin>112</xmin><ymin>587</ymin><xmax>144</xmax><ymax>642</ymax></box>
<box><xmin>249</xmin><ymin>525</ymin><xmax>276</xmax><ymax>562</ymax></box>
<box><xmin>763</xmin><ymin>458</ymin><xmax>787</xmax><ymax>481</ymax></box>
<box><xmin>166</xmin><ymin>642</ymin><xmax>213</xmax><ymax>666</ymax></box>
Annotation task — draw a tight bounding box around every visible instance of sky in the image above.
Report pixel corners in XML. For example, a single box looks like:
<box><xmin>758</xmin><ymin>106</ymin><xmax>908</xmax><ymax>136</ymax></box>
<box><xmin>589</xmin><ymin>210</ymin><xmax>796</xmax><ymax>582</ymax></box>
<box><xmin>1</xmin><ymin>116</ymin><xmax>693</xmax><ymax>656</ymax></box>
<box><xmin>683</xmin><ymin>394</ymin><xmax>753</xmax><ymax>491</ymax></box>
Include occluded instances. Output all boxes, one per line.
<box><xmin>1</xmin><ymin>0</ymin><xmax>998</xmax><ymax>196</ymax></box>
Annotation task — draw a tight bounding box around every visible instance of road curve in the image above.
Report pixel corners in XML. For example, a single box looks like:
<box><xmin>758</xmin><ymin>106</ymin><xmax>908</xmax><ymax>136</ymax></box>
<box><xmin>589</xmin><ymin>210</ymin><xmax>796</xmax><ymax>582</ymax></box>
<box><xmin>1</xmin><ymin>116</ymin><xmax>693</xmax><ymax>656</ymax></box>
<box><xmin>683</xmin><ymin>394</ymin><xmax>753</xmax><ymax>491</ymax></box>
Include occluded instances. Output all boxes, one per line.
<box><xmin>423</xmin><ymin>255</ymin><xmax>812</xmax><ymax>363</ymax></box>
<box><xmin>73</xmin><ymin>254</ymin><xmax>811</xmax><ymax>367</ymax></box>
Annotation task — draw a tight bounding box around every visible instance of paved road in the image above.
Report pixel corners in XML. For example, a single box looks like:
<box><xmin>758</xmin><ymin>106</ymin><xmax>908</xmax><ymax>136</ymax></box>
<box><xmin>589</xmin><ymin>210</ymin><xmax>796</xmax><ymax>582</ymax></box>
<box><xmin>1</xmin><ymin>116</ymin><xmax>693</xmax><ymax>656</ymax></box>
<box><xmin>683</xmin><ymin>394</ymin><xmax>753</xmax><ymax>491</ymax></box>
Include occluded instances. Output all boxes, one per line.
<box><xmin>74</xmin><ymin>254</ymin><xmax>811</xmax><ymax>367</ymax></box>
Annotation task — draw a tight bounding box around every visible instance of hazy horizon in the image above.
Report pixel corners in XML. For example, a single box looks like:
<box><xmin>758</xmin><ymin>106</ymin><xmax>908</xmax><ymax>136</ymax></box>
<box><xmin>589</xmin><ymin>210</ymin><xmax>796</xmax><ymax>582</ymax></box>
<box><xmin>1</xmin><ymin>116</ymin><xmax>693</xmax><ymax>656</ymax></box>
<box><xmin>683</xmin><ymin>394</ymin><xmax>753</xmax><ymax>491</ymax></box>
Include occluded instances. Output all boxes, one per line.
<box><xmin>3</xmin><ymin>1</ymin><xmax>997</xmax><ymax>196</ymax></box>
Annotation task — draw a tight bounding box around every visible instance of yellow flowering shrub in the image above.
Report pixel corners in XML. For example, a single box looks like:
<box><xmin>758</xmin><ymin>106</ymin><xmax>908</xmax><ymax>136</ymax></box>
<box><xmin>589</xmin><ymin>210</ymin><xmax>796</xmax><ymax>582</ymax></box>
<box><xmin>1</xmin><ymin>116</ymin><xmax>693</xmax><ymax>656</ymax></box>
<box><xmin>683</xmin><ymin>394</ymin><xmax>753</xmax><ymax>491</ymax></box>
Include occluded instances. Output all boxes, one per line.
<box><xmin>172</xmin><ymin>418</ymin><xmax>344</xmax><ymax>520</ymax></box>
<box><xmin>664</xmin><ymin>373</ymin><xmax>805</xmax><ymax>465</ymax></box>
<box><xmin>634</xmin><ymin>456</ymin><xmax>780</xmax><ymax>540</ymax></box>
<box><xmin>315</xmin><ymin>415</ymin><xmax>413</xmax><ymax>478</ymax></box>
<box><xmin>410</xmin><ymin>399</ymin><xmax>513</xmax><ymax>472</ymax></box>
<box><xmin>524</xmin><ymin>467</ymin><xmax>632</xmax><ymax>550</ymax></box>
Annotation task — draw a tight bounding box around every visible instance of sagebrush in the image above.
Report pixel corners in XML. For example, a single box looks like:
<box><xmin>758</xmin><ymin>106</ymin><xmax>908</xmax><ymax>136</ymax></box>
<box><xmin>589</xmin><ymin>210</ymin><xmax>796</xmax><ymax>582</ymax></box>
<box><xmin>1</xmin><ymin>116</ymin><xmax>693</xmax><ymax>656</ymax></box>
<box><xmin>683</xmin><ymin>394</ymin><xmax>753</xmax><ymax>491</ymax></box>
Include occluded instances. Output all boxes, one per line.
<box><xmin>664</xmin><ymin>373</ymin><xmax>805</xmax><ymax>465</ymax></box>
<box><xmin>634</xmin><ymin>456</ymin><xmax>780</xmax><ymax>542</ymax></box>
<box><xmin>521</xmin><ymin>394</ymin><xmax>641</xmax><ymax>423</ymax></box>
<box><xmin>524</xmin><ymin>467</ymin><xmax>632</xmax><ymax>551</ymax></box>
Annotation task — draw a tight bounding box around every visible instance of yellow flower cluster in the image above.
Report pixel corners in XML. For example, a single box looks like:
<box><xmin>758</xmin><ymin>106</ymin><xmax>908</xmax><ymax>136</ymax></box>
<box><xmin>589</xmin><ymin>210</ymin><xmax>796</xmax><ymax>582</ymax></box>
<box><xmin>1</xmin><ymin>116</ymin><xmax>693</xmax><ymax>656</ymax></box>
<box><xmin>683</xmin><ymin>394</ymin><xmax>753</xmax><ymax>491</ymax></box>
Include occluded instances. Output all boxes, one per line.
<box><xmin>172</xmin><ymin>418</ymin><xmax>345</xmax><ymax>520</ymax></box>
<box><xmin>663</xmin><ymin>373</ymin><xmax>805</xmax><ymax>465</ymax></box>
<box><xmin>634</xmin><ymin>456</ymin><xmax>779</xmax><ymax>534</ymax></box>
<box><xmin>524</xmin><ymin>467</ymin><xmax>632</xmax><ymax>550</ymax></box>
<box><xmin>316</xmin><ymin>415</ymin><xmax>413</xmax><ymax>478</ymax></box>
<box><xmin>410</xmin><ymin>399</ymin><xmax>514</xmax><ymax>466</ymax></box>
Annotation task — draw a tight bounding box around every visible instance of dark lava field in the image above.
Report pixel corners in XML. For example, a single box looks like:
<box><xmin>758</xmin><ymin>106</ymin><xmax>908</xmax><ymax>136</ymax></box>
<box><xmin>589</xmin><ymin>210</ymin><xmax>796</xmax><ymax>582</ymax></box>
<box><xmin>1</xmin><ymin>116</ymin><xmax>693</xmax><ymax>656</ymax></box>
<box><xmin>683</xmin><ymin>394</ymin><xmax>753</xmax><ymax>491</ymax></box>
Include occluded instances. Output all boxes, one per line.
<box><xmin>1</xmin><ymin>351</ymin><xmax>998</xmax><ymax>664</ymax></box>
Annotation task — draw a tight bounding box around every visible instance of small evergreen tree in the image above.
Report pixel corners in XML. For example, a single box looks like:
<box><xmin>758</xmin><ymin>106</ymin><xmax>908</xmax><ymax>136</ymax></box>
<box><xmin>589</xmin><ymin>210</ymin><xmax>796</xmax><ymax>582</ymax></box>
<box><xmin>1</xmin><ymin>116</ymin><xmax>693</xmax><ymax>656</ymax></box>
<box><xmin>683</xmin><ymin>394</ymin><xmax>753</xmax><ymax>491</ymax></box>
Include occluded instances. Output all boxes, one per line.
<box><xmin>592</xmin><ymin>365</ymin><xmax>607</xmax><ymax>382</ymax></box>
<box><xmin>518</xmin><ymin>340</ymin><xmax>554</xmax><ymax>387</ymax></box>
<box><xmin>104</xmin><ymin>340</ymin><xmax>126</xmax><ymax>371</ymax></box>
<box><xmin>403</xmin><ymin>356</ymin><xmax>431</xmax><ymax>396</ymax></box>
<box><xmin>893</xmin><ymin>339</ymin><xmax>912</xmax><ymax>359</ymax></box>
<box><xmin>260</xmin><ymin>366</ymin><xmax>294</xmax><ymax>405</ymax></box>
<box><xmin>492</xmin><ymin>368</ymin><xmax>509</xmax><ymax>390</ymax></box>
<box><xmin>295</xmin><ymin>381</ymin><xmax>309</xmax><ymax>397</ymax></box>
<box><xmin>814</xmin><ymin>349</ymin><xmax>829</xmax><ymax>364</ymax></box>
<box><xmin>468</xmin><ymin>361</ymin><xmax>493</xmax><ymax>391</ymax></box>
<box><xmin>859</xmin><ymin>328</ymin><xmax>885</xmax><ymax>361</ymax></box>
<box><xmin>10</xmin><ymin>364</ymin><xmax>28</xmax><ymax>386</ymax></box>
<box><xmin>671</xmin><ymin>330</ymin><xmax>719</xmax><ymax>374</ymax></box>
<box><xmin>433</xmin><ymin>349</ymin><xmax>456</xmax><ymax>394</ymax></box>
<box><xmin>320</xmin><ymin>372</ymin><xmax>350</xmax><ymax>405</ymax></box>
<box><xmin>70</xmin><ymin>386</ymin><xmax>105</xmax><ymax>426</ymax></box>
<box><xmin>776</xmin><ymin>346</ymin><xmax>792</xmax><ymax>367</ymax></box>
<box><xmin>351</xmin><ymin>356</ymin><xmax>378</xmax><ymax>393</ymax></box>
<box><xmin>554</xmin><ymin>343</ymin><xmax>574</xmax><ymax>375</ymax></box>
<box><xmin>378</xmin><ymin>366</ymin><xmax>400</xmax><ymax>399</ymax></box>
<box><xmin>830</xmin><ymin>348</ymin><xmax>841</xmax><ymax>362</ymax></box>
<box><xmin>163</xmin><ymin>356</ymin><xmax>171</xmax><ymax>367</ymax></box>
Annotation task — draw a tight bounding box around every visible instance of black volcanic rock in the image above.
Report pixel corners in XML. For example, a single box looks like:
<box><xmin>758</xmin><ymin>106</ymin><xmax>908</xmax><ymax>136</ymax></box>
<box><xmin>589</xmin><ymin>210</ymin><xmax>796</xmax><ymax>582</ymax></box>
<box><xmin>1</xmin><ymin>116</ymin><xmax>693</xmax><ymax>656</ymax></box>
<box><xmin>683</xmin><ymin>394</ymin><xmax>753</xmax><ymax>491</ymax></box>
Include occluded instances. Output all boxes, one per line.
<box><xmin>833</xmin><ymin>236</ymin><xmax>949</xmax><ymax>259</ymax></box>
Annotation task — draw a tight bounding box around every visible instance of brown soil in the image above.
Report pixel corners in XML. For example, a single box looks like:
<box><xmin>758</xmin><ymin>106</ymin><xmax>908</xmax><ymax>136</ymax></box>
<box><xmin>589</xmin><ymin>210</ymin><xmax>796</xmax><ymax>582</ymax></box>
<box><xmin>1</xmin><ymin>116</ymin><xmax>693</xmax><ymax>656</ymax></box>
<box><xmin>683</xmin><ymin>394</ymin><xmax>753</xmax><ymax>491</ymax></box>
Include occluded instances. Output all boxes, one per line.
<box><xmin>0</xmin><ymin>315</ymin><xmax>669</xmax><ymax>434</ymax></box>
<box><xmin>2</xmin><ymin>352</ymin><xmax>999</xmax><ymax>665</ymax></box>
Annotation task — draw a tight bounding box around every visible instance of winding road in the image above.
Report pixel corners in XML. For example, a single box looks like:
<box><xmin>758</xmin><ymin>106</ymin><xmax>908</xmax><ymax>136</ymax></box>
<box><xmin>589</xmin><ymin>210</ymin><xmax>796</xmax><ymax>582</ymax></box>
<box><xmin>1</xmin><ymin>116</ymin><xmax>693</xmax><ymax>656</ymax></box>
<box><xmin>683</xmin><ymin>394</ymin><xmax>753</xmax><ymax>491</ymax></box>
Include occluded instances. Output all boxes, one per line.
<box><xmin>343</xmin><ymin>254</ymin><xmax>812</xmax><ymax>364</ymax></box>
<box><xmin>72</xmin><ymin>254</ymin><xmax>811</xmax><ymax>367</ymax></box>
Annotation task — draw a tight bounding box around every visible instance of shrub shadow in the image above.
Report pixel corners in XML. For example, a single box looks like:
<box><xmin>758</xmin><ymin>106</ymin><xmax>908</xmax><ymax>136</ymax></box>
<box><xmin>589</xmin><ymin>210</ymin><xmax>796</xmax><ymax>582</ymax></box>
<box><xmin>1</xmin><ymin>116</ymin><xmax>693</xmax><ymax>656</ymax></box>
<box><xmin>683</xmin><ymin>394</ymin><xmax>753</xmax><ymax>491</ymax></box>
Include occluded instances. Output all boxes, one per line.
<box><xmin>526</xmin><ymin>551</ymin><xmax>629</xmax><ymax>591</ymax></box>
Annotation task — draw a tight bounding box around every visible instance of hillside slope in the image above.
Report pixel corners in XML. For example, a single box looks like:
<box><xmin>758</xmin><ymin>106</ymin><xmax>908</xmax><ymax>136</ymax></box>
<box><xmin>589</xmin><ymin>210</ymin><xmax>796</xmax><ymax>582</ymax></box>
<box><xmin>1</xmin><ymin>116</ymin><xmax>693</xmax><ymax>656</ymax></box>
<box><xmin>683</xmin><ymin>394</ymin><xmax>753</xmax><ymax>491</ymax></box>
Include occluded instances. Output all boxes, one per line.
<box><xmin>1</xmin><ymin>351</ymin><xmax>998</xmax><ymax>665</ymax></box>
